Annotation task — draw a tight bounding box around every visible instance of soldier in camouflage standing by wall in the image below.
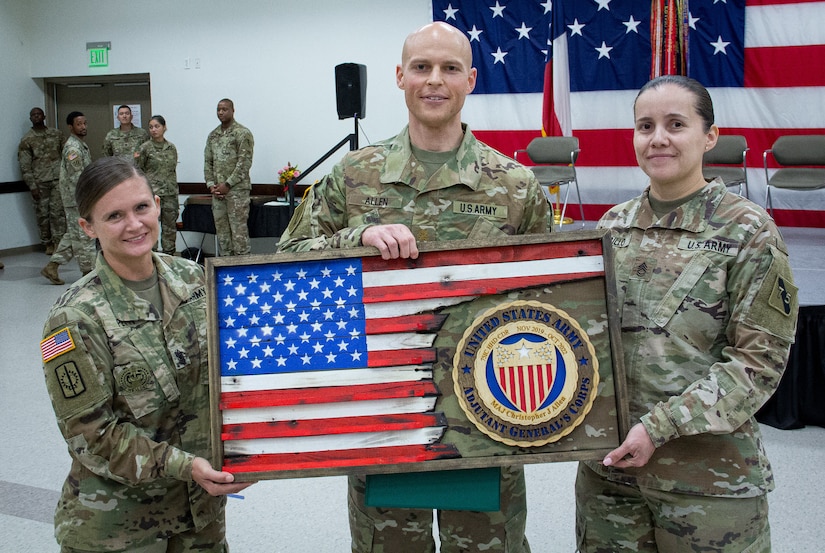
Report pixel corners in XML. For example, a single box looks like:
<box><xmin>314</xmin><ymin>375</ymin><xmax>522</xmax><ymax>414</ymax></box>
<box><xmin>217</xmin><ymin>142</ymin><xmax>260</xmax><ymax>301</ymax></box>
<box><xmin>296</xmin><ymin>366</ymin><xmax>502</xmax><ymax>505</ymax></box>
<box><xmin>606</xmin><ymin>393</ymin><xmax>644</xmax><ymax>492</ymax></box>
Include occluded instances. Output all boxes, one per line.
<box><xmin>136</xmin><ymin>115</ymin><xmax>179</xmax><ymax>255</ymax></box>
<box><xmin>40</xmin><ymin>157</ymin><xmax>250</xmax><ymax>552</ymax></box>
<box><xmin>102</xmin><ymin>104</ymin><xmax>149</xmax><ymax>158</ymax></box>
<box><xmin>203</xmin><ymin>98</ymin><xmax>254</xmax><ymax>256</ymax></box>
<box><xmin>18</xmin><ymin>107</ymin><xmax>66</xmax><ymax>255</ymax></box>
<box><xmin>575</xmin><ymin>76</ymin><xmax>799</xmax><ymax>553</ymax></box>
<box><xmin>42</xmin><ymin>111</ymin><xmax>95</xmax><ymax>285</ymax></box>
<box><xmin>279</xmin><ymin>22</ymin><xmax>552</xmax><ymax>553</ymax></box>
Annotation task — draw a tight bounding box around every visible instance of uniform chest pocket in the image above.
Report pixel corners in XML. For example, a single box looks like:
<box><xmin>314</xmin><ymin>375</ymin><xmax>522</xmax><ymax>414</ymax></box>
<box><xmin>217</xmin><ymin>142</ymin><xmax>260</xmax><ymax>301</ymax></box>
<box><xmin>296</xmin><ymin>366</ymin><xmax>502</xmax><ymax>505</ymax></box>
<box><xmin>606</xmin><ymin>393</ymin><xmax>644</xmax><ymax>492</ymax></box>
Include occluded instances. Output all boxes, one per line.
<box><xmin>176</xmin><ymin>307</ymin><xmax>208</xmax><ymax>387</ymax></box>
<box><xmin>109</xmin><ymin>323</ymin><xmax>180</xmax><ymax>419</ymax></box>
<box><xmin>346</xmin><ymin>193</ymin><xmax>404</xmax><ymax>227</ymax></box>
<box><xmin>466</xmin><ymin>216</ymin><xmax>510</xmax><ymax>240</ymax></box>
<box><xmin>112</xmin><ymin>361</ymin><xmax>163</xmax><ymax>420</ymax></box>
<box><xmin>650</xmin><ymin>254</ymin><xmax>729</xmax><ymax>352</ymax></box>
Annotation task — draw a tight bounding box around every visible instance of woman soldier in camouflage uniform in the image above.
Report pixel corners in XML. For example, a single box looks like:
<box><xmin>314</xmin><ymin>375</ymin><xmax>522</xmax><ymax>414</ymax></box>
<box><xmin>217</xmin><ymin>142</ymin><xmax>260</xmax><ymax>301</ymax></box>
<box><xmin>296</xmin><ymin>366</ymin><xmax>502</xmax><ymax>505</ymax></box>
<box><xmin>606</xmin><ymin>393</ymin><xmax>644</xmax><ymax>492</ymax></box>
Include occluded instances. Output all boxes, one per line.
<box><xmin>575</xmin><ymin>76</ymin><xmax>798</xmax><ymax>552</ymax></box>
<box><xmin>40</xmin><ymin>157</ymin><xmax>250</xmax><ymax>552</ymax></box>
<box><xmin>135</xmin><ymin>115</ymin><xmax>179</xmax><ymax>256</ymax></box>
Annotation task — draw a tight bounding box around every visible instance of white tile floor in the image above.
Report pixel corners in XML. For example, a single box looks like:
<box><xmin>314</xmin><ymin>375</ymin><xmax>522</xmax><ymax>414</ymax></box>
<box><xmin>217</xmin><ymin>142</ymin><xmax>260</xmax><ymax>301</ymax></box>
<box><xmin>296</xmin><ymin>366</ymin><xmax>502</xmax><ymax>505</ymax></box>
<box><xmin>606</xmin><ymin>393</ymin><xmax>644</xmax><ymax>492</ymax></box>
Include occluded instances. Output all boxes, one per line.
<box><xmin>1</xmin><ymin>226</ymin><xmax>824</xmax><ymax>552</ymax></box>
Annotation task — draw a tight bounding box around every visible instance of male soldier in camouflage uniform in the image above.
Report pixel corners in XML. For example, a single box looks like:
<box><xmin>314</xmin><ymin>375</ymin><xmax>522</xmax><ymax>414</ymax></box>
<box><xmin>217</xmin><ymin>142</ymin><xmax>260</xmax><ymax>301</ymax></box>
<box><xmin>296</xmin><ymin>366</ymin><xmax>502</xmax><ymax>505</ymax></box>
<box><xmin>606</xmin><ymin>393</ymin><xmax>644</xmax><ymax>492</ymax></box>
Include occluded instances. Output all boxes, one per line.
<box><xmin>18</xmin><ymin>107</ymin><xmax>66</xmax><ymax>255</ymax></box>
<box><xmin>42</xmin><ymin>112</ymin><xmax>95</xmax><ymax>285</ymax></box>
<box><xmin>279</xmin><ymin>22</ymin><xmax>552</xmax><ymax>553</ymax></box>
<box><xmin>576</xmin><ymin>76</ymin><xmax>799</xmax><ymax>552</ymax></box>
<box><xmin>204</xmin><ymin>98</ymin><xmax>254</xmax><ymax>256</ymax></box>
<box><xmin>102</xmin><ymin>104</ymin><xmax>149</xmax><ymax>158</ymax></box>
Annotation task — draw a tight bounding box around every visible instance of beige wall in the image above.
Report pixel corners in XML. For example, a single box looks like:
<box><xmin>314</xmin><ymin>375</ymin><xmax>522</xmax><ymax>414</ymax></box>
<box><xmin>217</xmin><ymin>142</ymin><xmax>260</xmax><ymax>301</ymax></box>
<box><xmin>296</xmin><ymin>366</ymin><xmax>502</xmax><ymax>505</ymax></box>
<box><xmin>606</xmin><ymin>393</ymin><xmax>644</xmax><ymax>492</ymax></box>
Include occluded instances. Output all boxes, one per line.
<box><xmin>1</xmin><ymin>0</ymin><xmax>432</xmax><ymax>250</ymax></box>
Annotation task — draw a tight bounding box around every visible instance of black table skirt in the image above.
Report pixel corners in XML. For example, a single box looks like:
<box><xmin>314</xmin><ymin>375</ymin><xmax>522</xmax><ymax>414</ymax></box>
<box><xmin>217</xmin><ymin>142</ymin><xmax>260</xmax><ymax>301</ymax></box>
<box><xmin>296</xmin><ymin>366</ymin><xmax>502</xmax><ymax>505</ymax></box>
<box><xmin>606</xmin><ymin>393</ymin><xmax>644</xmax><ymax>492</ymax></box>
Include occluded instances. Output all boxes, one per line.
<box><xmin>757</xmin><ymin>305</ymin><xmax>825</xmax><ymax>429</ymax></box>
<box><xmin>181</xmin><ymin>196</ymin><xmax>292</xmax><ymax>238</ymax></box>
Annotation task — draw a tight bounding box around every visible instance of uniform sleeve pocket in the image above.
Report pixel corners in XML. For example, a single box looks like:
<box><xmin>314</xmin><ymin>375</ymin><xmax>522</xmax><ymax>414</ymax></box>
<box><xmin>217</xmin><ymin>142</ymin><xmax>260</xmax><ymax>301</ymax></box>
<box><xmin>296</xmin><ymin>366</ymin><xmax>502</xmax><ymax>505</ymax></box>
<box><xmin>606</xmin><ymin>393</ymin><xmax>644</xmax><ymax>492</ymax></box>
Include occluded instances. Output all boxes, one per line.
<box><xmin>42</xmin><ymin>323</ymin><xmax>110</xmax><ymax>421</ymax></box>
<box><xmin>743</xmin><ymin>244</ymin><xmax>798</xmax><ymax>342</ymax></box>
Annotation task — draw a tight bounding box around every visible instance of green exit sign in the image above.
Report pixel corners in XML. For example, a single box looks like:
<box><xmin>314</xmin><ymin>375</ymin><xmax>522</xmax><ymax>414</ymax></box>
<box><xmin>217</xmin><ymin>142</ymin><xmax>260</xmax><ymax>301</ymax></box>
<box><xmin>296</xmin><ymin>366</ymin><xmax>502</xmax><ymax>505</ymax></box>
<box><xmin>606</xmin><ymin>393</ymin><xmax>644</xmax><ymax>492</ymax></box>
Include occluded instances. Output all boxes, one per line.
<box><xmin>89</xmin><ymin>48</ymin><xmax>109</xmax><ymax>67</ymax></box>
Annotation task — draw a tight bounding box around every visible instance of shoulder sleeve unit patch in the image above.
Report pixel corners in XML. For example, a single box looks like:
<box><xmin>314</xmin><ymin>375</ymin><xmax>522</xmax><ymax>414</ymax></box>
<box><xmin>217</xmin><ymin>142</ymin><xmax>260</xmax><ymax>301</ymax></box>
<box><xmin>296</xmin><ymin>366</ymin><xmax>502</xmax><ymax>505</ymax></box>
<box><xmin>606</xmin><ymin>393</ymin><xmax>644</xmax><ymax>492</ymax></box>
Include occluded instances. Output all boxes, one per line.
<box><xmin>768</xmin><ymin>274</ymin><xmax>796</xmax><ymax>318</ymax></box>
<box><xmin>744</xmin><ymin>244</ymin><xmax>799</xmax><ymax>342</ymax></box>
<box><xmin>54</xmin><ymin>361</ymin><xmax>87</xmax><ymax>399</ymax></box>
<box><xmin>40</xmin><ymin>327</ymin><xmax>76</xmax><ymax>362</ymax></box>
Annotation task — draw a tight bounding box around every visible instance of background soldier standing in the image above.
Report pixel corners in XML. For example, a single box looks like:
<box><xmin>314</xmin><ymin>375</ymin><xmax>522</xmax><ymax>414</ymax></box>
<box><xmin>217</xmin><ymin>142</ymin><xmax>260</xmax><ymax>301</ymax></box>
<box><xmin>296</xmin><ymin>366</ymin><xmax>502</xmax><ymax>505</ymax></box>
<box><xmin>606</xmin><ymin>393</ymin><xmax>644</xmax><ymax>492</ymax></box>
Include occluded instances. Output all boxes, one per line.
<box><xmin>42</xmin><ymin>111</ymin><xmax>95</xmax><ymax>285</ymax></box>
<box><xmin>18</xmin><ymin>107</ymin><xmax>66</xmax><ymax>255</ymax></box>
<box><xmin>278</xmin><ymin>22</ymin><xmax>552</xmax><ymax>553</ymax></box>
<box><xmin>135</xmin><ymin>115</ymin><xmax>179</xmax><ymax>256</ymax></box>
<box><xmin>203</xmin><ymin>98</ymin><xmax>254</xmax><ymax>256</ymax></box>
<box><xmin>102</xmin><ymin>104</ymin><xmax>149</xmax><ymax>158</ymax></box>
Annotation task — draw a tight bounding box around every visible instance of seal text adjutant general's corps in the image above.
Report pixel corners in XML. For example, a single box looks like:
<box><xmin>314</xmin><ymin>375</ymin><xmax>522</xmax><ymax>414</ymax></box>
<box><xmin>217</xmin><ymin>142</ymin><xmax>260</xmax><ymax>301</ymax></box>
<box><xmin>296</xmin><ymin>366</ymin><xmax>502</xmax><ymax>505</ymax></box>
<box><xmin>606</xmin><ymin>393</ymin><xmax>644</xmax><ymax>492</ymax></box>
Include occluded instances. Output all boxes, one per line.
<box><xmin>454</xmin><ymin>300</ymin><xmax>598</xmax><ymax>447</ymax></box>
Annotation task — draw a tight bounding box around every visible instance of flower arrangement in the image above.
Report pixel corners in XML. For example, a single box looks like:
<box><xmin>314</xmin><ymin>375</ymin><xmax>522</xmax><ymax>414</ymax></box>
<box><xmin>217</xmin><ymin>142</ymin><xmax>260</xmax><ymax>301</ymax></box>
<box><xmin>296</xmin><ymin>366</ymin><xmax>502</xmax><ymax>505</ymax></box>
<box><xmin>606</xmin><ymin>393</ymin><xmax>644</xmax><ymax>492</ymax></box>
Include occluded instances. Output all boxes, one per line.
<box><xmin>278</xmin><ymin>162</ymin><xmax>300</xmax><ymax>185</ymax></box>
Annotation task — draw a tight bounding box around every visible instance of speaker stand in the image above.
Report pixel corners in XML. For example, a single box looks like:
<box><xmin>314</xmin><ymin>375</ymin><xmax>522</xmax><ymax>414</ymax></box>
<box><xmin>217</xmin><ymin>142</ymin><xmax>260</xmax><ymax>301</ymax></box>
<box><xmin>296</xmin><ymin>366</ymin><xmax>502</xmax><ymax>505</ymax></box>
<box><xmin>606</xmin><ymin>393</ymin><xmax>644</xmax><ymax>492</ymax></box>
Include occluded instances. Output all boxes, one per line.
<box><xmin>285</xmin><ymin>117</ymin><xmax>360</xmax><ymax>217</ymax></box>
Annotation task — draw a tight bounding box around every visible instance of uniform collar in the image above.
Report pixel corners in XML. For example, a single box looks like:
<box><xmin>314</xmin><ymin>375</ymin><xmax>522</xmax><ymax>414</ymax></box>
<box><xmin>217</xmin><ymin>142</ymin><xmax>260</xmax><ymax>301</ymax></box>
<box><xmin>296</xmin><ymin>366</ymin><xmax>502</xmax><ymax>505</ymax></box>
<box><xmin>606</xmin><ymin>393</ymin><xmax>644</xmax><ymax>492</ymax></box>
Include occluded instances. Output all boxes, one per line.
<box><xmin>217</xmin><ymin>120</ymin><xmax>239</xmax><ymax>133</ymax></box>
<box><xmin>68</xmin><ymin>134</ymin><xmax>88</xmax><ymax>149</ymax></box>
<box><xmin>631</xmin><ymin>178</ymin><xmax>727</xmax><ymax>233</ymax></box>
<box><xmin>380</xmin><ymin>124</ymin><xmax>484</xmax><ymax>191</ymax></box>
<box><xmin>94</xmin><ymin>252</ymin><xmax>191</xmax><ymax>323</ymax></box>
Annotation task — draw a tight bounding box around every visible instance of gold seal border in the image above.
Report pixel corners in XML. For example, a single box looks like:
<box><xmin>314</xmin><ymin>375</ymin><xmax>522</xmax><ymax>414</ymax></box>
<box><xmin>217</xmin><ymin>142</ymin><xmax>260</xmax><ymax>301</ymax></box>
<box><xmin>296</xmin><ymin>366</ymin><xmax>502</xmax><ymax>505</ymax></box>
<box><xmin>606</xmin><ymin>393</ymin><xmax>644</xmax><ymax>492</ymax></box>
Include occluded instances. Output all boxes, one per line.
<box><xmin>452</xmin><ymin>300</ymin><xmax>599</xmax><ymax>447</ymax></box>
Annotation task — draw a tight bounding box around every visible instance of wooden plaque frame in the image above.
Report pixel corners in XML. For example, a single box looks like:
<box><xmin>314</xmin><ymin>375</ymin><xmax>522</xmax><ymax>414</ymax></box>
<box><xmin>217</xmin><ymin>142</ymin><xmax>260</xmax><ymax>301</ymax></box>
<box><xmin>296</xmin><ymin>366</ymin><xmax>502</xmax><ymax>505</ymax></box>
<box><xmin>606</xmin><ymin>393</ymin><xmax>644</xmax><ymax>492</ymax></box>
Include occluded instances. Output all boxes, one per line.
<box><xmin>207</xmin><ymin>230</ymin><xmax>628</xmax><ymax>481</ymax></box>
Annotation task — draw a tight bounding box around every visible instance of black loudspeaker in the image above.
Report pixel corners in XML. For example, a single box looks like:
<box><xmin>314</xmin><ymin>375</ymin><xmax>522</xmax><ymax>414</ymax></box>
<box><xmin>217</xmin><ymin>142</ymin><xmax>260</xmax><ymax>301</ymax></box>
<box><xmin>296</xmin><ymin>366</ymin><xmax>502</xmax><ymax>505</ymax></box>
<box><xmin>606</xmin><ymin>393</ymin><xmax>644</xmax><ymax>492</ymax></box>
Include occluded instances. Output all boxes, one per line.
<box><xmin>335</xmin><ymin>63</ymin><xmax>367</xmax><ymax>120</ymax></box>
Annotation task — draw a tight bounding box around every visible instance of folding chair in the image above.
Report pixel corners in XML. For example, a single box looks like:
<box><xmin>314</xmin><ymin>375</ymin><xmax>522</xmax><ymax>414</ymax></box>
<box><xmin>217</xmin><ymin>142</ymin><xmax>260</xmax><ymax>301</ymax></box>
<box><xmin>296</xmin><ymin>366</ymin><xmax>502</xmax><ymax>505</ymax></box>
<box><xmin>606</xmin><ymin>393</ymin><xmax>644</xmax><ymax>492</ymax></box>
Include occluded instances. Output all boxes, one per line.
<box><xmin>763</xmin><ymin>135</ymin><xmax>825</xmax><ymax>215</ymax></box>
<box><xmin>703</xmin><ymin>134</ymin><xmax>749</xmax><ymax>198</ymax></box>
<box><xmin>514</xmin><ymin>136</ymin><xmax>584</xmax><ymax>228</ymax></box>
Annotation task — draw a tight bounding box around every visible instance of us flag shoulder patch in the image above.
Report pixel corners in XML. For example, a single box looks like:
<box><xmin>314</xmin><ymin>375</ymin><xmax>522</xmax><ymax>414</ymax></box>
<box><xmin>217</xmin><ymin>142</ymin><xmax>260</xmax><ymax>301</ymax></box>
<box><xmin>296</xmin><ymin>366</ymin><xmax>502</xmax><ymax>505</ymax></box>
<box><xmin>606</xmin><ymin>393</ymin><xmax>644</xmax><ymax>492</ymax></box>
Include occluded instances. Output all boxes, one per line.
<box><xmin>41</xmin><ymin>328</ymin><xmax>76</xmax><ymax>363</ymax></box>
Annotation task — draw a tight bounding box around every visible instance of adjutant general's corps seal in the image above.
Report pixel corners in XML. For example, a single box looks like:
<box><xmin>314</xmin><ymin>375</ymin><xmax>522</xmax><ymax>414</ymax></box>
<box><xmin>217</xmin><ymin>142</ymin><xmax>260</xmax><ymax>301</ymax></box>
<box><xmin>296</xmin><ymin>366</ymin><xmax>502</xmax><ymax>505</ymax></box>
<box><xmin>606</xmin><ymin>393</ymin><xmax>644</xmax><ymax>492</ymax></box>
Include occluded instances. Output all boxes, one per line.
<box><xmin>453</xmin><ymin>300</ymin><xmax>599</xmax><ymax>447</ymax></box>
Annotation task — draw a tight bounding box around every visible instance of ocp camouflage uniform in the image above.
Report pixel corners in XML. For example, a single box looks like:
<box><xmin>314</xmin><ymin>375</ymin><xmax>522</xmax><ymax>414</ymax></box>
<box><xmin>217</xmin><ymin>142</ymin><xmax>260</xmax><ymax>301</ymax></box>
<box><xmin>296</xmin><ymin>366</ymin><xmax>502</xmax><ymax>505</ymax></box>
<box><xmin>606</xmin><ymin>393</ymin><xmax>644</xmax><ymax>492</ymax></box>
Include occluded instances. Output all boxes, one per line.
<box><xmin>18</xmin><ymin>126</ymin><xmax>66</xmax><ymax>250</ymax></box>
<box><xmin>204</xmin><ymin>120</ymin><xmax>254</xmax><ymax>256</ymax></box>
<box><xmin>102</xmin><ymin>125</ymin><xmax>150</xmax><ymax>158</ymax></box>
<box><xmin>50</xmin><ymin>134</ymin><xmax>96</xmax><ymax>274</ymax></box>
<box><xmin>136</xmin><ymin>139</ymin><xmax>180</xmax><ymax>255</ymax></box>
<box><xmin>278</xmin><ymin>124</ymin><xmax>552</xmax><ymax>553</ymax></box>
<box><xmin>576</xmin><ymin>178</ymin><xmax>799</xmax><ymax>553</ymax></box>
<box><xmin>41</xmin><ymin>252</ymin><xmax>226</xmax><ymax>551</ymax></box>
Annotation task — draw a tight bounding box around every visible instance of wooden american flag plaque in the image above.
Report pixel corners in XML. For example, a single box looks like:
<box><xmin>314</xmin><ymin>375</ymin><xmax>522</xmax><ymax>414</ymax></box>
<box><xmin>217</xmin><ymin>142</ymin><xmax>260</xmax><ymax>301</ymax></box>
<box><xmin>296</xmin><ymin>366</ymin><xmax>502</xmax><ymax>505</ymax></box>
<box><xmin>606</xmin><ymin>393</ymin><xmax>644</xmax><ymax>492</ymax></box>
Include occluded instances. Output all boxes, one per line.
<box><xmin>207</xmin><ymin>231</ymin><xmax>628</xmax><ymax>481</ymax></box>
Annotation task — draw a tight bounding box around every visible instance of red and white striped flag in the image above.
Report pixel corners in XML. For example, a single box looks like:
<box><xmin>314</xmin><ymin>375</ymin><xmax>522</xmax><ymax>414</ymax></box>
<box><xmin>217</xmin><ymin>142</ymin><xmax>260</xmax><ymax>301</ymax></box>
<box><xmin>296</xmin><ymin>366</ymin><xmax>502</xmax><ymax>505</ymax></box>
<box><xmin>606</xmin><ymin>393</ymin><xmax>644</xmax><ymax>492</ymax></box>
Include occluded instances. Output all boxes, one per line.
<box><xmin>40</xmin><ymin>328</ymin><xmax>76</xmax><ymax>363</ymax></box>
<box><xmin>436</xmin><ymin>0</ymin><xmax>825</xmax><ymax>226</ymax></box>
<box><xmin>211</xmin><ymin>237</ymin><xmax>605</xmax><ymax>477</ymax></box>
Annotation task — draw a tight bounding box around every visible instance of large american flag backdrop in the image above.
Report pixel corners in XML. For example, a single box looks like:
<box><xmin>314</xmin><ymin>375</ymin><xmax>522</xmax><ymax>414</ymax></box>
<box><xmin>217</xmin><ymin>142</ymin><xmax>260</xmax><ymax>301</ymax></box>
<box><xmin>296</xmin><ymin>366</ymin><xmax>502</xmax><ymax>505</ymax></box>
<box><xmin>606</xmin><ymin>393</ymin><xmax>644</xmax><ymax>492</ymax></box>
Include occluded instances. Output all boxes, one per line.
<box><xmin>207</xmin><ymin>233</ymin><xmax>627</xmax><ymax>480</ymax></box>
<box><xmin>432</xmin><ymin>0</ymin><xmax>825</xmax><ymax>227</ymax></box>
